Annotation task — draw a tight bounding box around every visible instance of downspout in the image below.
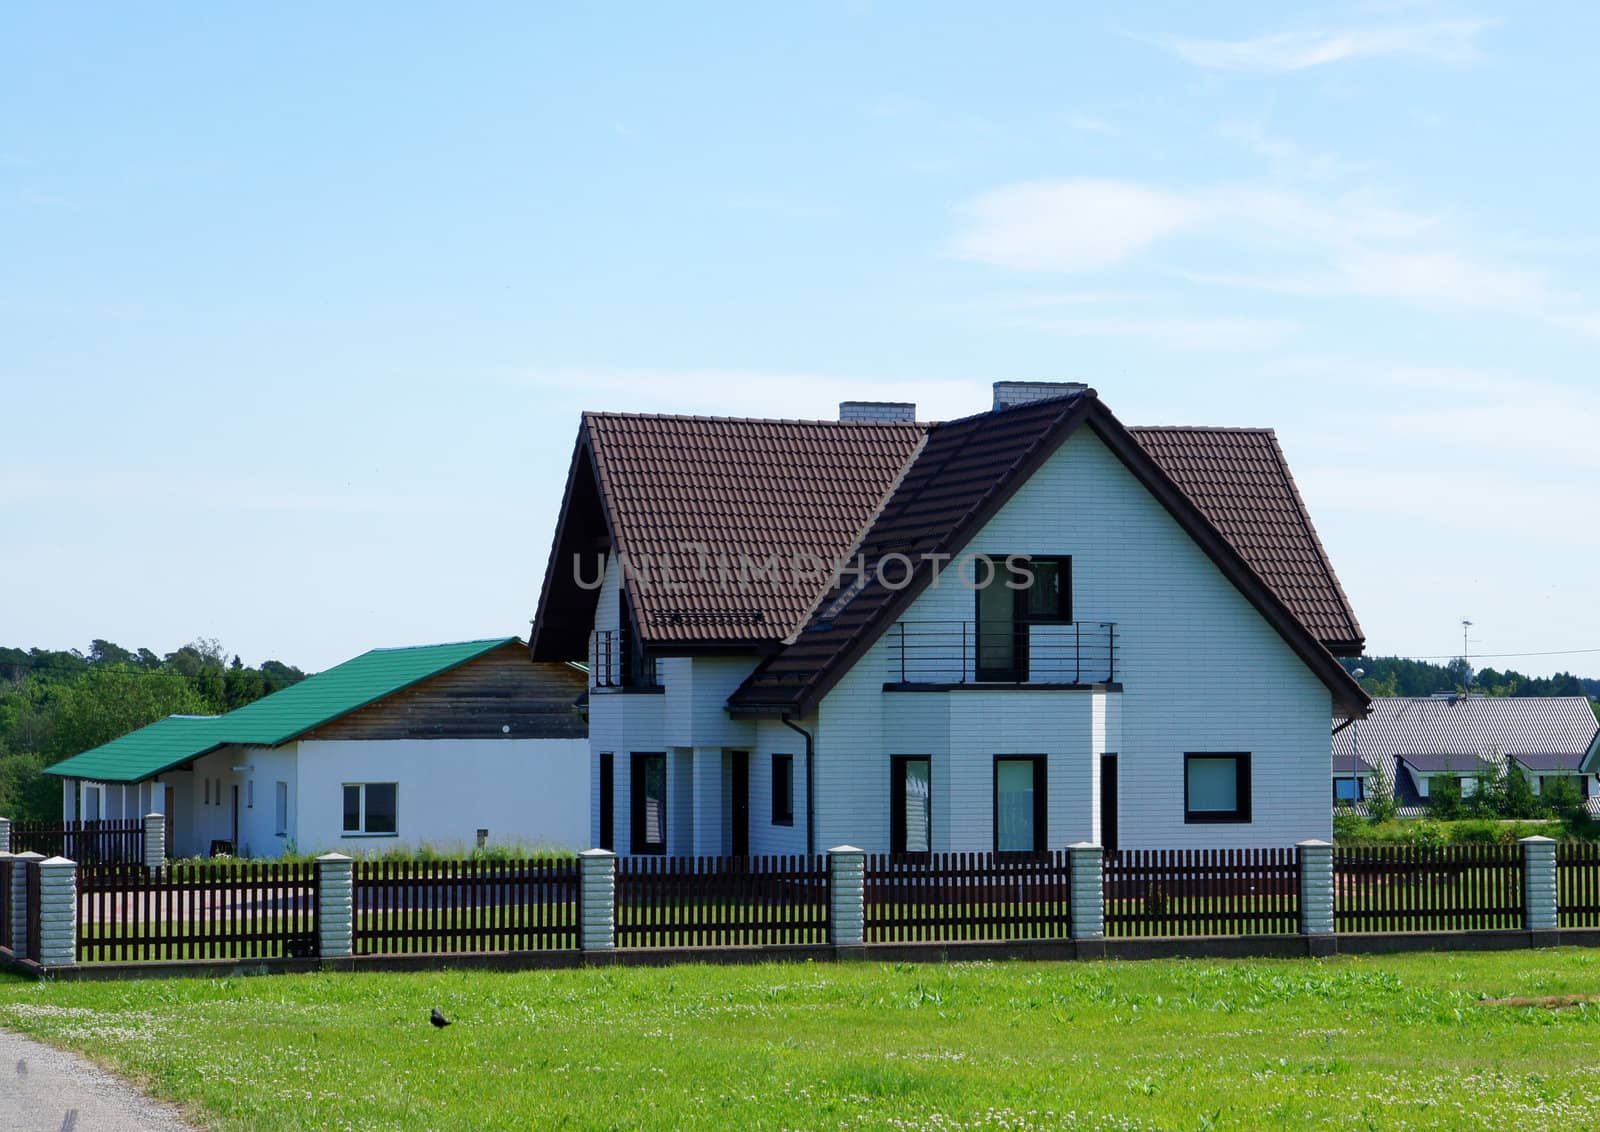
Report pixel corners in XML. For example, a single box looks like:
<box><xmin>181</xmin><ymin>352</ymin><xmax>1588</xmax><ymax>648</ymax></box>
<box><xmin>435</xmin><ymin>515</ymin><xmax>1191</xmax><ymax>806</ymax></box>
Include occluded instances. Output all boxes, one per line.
<box><xmin>781</xmin><ymin>717</ymin><xmax>816</xmax><ymax>856</ymax></box>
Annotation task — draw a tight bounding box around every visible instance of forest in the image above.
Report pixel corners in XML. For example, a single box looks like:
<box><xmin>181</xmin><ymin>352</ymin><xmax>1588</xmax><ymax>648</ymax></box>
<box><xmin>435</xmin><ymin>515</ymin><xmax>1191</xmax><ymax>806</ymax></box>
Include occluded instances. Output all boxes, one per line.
<box><xmin>1344</xmin><ymin>654</ymin><xmax>1600</xmax><ymax>707</ymax></box>
<box><xmin>0</xmin><ymin>640</ymin><xmax>306</xmax><ymax>823</ymax></box>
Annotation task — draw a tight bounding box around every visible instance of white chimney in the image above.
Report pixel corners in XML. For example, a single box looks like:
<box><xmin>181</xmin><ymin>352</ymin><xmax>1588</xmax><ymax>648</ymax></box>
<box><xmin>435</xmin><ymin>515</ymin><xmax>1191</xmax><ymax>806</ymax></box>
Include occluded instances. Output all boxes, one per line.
<box><xmin>839</xmin><ymin>401</ymin><xmax>917</xmax><ymax>423</ymax></box>
<box><xmin>992</xmin><ymin>381</ymin><xmax>1089</xmax><ymax>411</ymax></box>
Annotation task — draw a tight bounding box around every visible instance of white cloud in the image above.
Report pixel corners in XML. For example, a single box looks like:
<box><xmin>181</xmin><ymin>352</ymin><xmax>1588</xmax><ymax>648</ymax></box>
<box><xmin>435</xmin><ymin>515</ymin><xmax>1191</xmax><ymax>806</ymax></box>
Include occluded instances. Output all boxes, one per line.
<box><xmin>993</xmin><ymin>312</ymin><xmax>1298</xmax><ymax>351</ymax></box>
<box><xmin>1170</xmin><ymin>19</ymin><xmax>1490</xmax><ymax>72</ymax></box>
<box><xmin>949</xmin><ymin>177</ymin><xmax>1600</xmax><ymax>337</ymax></box>
<box><xmin>950</xmin><ymin>180</ymin><xmax>1197</xmax><ymax>271</ymax></box>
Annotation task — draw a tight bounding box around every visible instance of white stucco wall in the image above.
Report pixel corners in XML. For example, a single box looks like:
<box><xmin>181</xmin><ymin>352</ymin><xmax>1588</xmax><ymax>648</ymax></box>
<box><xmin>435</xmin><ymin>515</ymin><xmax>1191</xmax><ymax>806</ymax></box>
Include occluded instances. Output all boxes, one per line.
<box><xmin>814</xmin><ymin>425</ymin><xmax>1333</xmax><ymax>853</ymax></box>
<box><xmin>293</xmin><ymin>738</ymin><xmax>589</xmax><ymax>855</ymax></box>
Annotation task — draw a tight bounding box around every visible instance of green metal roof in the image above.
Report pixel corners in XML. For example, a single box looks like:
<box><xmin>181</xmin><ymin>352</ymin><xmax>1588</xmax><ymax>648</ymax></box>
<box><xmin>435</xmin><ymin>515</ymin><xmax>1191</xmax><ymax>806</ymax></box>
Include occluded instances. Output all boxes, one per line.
<box><xmin>45</xmin><ymin>638</ymin><xmax>518</xmax><ymax>784</ymax></box>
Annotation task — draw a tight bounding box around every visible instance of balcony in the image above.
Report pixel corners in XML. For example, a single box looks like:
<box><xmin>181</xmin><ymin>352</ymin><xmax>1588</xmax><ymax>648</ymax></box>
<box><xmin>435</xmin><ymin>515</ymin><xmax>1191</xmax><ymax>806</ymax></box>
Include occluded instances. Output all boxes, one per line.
<box><xmin>589</xmin><ymin>629</ymin><xmax>662</xmax><ymax>691</ymax></box>
<box><xmin>884</xmin><ymin>620</ymin><xmax>1117</xmax><ymax>687</ymax></box>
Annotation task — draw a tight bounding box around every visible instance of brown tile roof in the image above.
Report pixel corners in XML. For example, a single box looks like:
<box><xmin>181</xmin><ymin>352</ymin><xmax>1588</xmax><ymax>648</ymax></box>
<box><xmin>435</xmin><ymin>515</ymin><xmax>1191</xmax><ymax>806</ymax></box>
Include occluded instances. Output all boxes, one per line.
<box><xmin>726</xmin><ymin>392</ymin><xmax>1368</xmax><ymax>718</ymax></box>
<box><xmin>584</xmin><ymin>411</ymin><xmax>925</xmax><ymax>644</ymax></box>
<box><xmin>1127</xmin><ymin>427</ymin><xmax>1363</xmax><ymax>653</ymax></box>
<box><xmin>529</xmin><ymin>388</ymin><xmax>1368</xmax><ymax>718</ymax></box>
<box><xmin>726</xmin><ymin>393</ymin><xmax>1095</xmax><ymax>710</ymax></box>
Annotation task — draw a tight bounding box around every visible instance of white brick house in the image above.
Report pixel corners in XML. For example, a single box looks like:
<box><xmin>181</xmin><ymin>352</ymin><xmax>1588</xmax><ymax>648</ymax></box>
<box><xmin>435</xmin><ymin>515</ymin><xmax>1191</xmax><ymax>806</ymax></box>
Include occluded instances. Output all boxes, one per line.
<box><xmin>531</xmin><ymin>383</ymin><xmax>1369</xmax><ymax>857</ymax></box>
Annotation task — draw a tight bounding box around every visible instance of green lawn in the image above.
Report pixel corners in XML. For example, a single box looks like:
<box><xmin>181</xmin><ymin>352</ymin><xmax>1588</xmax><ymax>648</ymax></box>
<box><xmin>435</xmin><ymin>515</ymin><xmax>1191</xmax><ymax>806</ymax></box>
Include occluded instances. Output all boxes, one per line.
<box><xmin>7</xmin><ymin>950</ymin><xmax>1600</xmax><ymax>1130</ymax></box>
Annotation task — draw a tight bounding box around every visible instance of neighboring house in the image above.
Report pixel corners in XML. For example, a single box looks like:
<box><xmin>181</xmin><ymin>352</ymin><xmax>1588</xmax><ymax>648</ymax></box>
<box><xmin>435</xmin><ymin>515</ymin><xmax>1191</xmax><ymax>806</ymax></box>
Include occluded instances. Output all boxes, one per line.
<box><xmin>43</xmin><ymin>639</ymin><xmax>588</xmax><ymax>857</ymax></box>
<box><xmin>1333</xmin><ymin>694</ymin><xmax>1600</xmax><ymax>814</ymax></box>
<box><xmin>530</xmin><ymin>381</ymin><xmax>1369</xmax><ymax>858</ymax></box>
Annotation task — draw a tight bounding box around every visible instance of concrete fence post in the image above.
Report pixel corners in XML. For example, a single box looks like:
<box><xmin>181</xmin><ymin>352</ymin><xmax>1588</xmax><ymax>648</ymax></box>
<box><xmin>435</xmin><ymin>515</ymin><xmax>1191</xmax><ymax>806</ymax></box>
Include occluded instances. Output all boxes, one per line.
<box><xmin>0</xmin><ymin>852</ymin><xmax>11</xmax><ymax>951</ymax></box>
<box><xmin>1068</xmin><ymin>843</ymin><xmax>1105</xmax><ymax>940</ymax></box>
<box><xmin>316</xmin><ymin>853</ymin><xmax>354</xmax><ymax>959</ymax></box>
<box><xmin>1297</xmin><ymin>840</ymin><xmax>1335</xmax><ymax>937</ymax></box>
<box><xmin>36</xmin><ymin>856</ymin><xmax>77</xmax><ymax>968</ymax></box>
<box><xmin>578</xmin><ymin>849</ymin><xmax>616</xmax><ymax>951</ymax></box>
<box><xmin>828</xmin><ymin>846</ymin><xmax>866</xmax><ymax>948</ymax></box>
<box><xmin>1521</xmin><ymin>835</ymin><xmax>1558</xmax><ymax>934</ymax></box>
<box><xmin>0</xmin><ymin>816</ymin><xmax>11</xmax><ymax>854</ymax></box>
<box><xmin>10</xmin><ymin>851</ymin><xmax>43</xmax><ymax>960</ymax></box>
<box><xmin>143</xmin><ymin>813</ymin><xmax>166</xmax><ymax>872</ymax></box>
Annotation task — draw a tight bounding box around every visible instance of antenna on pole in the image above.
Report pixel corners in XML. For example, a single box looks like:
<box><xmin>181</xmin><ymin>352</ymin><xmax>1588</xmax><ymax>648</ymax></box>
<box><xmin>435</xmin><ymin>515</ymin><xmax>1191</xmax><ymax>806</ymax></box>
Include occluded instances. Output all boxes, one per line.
<box><xmin>1460</xmin><ymin>618</ymin><xmax>1474</xmax><ymax>690</ymax></box>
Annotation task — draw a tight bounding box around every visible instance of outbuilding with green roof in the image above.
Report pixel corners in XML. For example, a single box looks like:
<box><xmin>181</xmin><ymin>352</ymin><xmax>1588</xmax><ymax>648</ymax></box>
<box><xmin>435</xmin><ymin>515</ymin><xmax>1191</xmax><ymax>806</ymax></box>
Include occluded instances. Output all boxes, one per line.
<box><xmin>44</xmin><ymin>639</ymin><xmax>588</xmax><ymax>858</ymax></box>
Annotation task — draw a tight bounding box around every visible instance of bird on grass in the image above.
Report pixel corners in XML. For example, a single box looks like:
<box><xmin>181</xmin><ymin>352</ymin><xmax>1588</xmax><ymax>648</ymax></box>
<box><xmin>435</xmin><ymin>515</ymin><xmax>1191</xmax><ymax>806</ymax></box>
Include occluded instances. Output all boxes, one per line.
<box><xmin>430</xmin><ymin>1008</ymin><xmax>452</xmax><ymax>1029</ymax></box>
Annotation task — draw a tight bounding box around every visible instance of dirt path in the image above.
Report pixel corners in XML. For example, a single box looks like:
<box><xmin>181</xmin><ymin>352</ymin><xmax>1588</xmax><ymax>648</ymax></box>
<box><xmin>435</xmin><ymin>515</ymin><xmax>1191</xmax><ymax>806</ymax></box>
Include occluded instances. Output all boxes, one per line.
<box><xmin>0</xmin><ymin>1027</ymin><xmax>200</xmax><ymax>1132</ymax></box>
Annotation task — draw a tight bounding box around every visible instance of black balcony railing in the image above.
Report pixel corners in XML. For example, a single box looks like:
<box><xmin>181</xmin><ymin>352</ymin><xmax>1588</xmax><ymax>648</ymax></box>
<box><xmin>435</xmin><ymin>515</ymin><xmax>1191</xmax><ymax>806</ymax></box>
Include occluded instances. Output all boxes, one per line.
<box><xmin>589</xmin><ymin>629</ymin><xmax>661</xmax><ymax>689</ymax></box>
<box><xmin>885</xmin><ymin>620</ymin><xmax>1117</xmax><ymax>685</ymax></box>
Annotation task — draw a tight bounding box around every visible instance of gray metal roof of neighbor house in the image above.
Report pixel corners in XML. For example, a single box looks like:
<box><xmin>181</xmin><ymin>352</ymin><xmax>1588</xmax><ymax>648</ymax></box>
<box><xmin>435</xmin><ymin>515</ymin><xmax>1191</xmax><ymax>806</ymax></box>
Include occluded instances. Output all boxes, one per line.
<box><xmin>1334</xmin><ymin>695</ymin><xmax>1600</xmax><ymax>776</ymax></box>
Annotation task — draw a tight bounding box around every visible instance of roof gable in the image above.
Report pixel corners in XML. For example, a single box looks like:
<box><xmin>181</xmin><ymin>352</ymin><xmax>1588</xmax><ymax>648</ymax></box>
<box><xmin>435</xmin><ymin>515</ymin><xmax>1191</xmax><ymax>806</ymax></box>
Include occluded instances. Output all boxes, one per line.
<box><xmin>727</xmin><ymin>391</ymin><xmax>1369</xmax><ymax>717</ymax></box>
<box><xmin>45</xmin><ymin>638</ymin><xmax>522</xmax><ymax>783</ymax></box>
<box><xmin>529</xmin><ymin>411</ymin><xmax>925</xmax><ymax>657</ymax></box>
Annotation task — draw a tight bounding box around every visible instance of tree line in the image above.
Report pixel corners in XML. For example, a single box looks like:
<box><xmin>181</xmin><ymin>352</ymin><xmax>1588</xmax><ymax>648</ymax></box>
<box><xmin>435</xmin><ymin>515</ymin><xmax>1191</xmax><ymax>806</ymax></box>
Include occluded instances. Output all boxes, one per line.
<box><xmin>1344</xmin><ymin>654</ymin><xmax>1600</xmax><ymax>711</ymax></box>
<box><xmin>0</xmin><ymin>640</ymin><xmax>307</xmax><ymax>824</ymax></box>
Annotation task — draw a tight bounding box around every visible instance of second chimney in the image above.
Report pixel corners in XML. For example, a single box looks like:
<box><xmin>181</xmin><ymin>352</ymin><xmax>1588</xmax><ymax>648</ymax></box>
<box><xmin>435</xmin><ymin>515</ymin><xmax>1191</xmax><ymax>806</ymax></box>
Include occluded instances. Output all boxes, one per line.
<box><xmin>840</xmin><ymin>401</ymin><xmax>917</xmax><ymax>423</ymax></box>
<box><xmin>992</xmin><ymin>381</ymin><xmax>1088</xmax><ymax>411</ymax></box>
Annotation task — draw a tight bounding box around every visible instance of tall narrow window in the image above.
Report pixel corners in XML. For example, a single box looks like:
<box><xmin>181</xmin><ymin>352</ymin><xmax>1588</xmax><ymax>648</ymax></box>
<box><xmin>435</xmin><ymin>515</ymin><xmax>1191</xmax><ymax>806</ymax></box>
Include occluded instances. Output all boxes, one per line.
<box><xmin>1184</xmin><ymin>753</ymin><xmax>1251</xmax><ymax>823</ymax></box>
<box><xmin>891</xmin><ymin>757</ymin><xmax>932</xmax><ymax>854</ymax></box>
<box><xmin>631</xmin><ymin>752</ymin><xmax>667</xmax><ymax>854</ymax></box>
<box><xmin>973</xmin><ymin>555</ymin><xmax>1072</xmax><ymax>681</ymax></box>
<box><xmin>204</xmin><ymin>778</ymin><xmax>210</xmax><ymax>806</ymax></box>
<box><xmin>275</xmin><ymin>781</ymin><xmax>289</xmax><ymax>836</ymax></box>
<box><xmin>246</xmin><ymin>780</ymin><xmax>254</xmax><ymax>809</ymax></box>
<box><xmin>772</xmin><ymin>754</ymin><xmax>794</xmax><ymax>825</ymax></box>
<box><xmin>598</xmin><ymin>753</ymin><xmax>615</xmax><ymax>851</ymax></box>
<box><xmin>995</xmin><ymin>756</ymin><xmax>1047</xmax><ymax>853</ymax></box>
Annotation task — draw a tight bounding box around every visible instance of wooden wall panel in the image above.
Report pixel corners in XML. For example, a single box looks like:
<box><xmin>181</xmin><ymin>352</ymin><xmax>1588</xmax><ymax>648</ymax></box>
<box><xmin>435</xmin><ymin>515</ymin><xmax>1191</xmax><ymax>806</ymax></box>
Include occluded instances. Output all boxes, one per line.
<box><xmin>303</xmin><ymin>644</ymin><xmax>588</xmax><ymax>741</ymax></box>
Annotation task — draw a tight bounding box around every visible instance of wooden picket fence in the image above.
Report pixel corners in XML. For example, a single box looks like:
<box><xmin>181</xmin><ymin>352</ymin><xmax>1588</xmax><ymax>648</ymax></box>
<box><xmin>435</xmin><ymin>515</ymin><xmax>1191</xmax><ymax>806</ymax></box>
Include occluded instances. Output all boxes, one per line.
<box><xmin>615</xmin><ymin>854</ymin><xmax>829</xmax><ymax>948</ymax></box>
<box><xmin>864</xmin><ymin>851</ymin><xmax>1074</xmax><ymax>943</ymax></box>
<box><xmin>1334</xmin><ymin>844</ymin><xmax>1522</xmax><ymax>933</ymax></box>
<box><xmin>353</xmin><ymin>858</ymin><xmax>580</xmax><ymax>955</ymax></box>
<box><xmin>1557</xmin><ymin>841</ymin><xmax>1600</xmax><ymax>928</ymax></box>
<box><xmin>12</xmin><ymin>819</ymin><xmax>144</xmax><ymax>865</ymax></box>
<box><xmin>76</xmin><ymin>861</ymin><xmax>318</xmax><ymax>963</ymax></box>
<box><xmin>1103</xmin><ymin>848</ymin><xmax>1300</xmax><ymax>937</ymax></box>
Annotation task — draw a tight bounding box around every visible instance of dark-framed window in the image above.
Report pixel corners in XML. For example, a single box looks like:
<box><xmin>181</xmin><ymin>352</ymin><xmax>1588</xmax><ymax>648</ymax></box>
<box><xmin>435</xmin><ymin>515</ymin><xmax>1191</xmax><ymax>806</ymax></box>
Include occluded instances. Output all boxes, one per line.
<box><xmin>772</xmin><ymin>754</ymin><xmax>794</xmax><ymax>825</ymax></box>
<box><xmin>630</xmin><ymin>752</ymin><xmax>667</xmax><ymax>854</ymax></box>
<box><xmin>994</xmin><ymin>755</ymin><xmax>1048</xmax><ymax>853</ymax></box>
<box><xmin>1333</xmin><ymin>776</ymin><xmax>1363</xmax><ymax>803</ymax></box>
<box><xmin>598</xmin><ymin>752</ymin><xmax>614</xmax><ymax>851</ymax></box>
<box><xmin>974</xmin><ymin>555</ymin><xmax>1072</xmax><ymax>681</ymax></box>
<box><xmin>891</xmin><ymin>756</ymin><xmax>932</xmax><ymax>853</ymax></box>
<box><xmin>1183</xmin><ymin>753</ymin><xmax>1251</xmax><ymax>823</ymax></box>
<box><xmin>342</xmin><ymin>782</ymin><xmax>398</xmax><ymax>835</ymax></box>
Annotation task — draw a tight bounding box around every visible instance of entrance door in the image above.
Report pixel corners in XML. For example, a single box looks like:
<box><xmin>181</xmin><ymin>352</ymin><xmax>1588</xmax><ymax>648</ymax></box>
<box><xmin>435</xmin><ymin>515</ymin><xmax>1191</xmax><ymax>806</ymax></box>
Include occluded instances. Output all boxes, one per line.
<box><xmin>1100</xmin><ymin>754</ymin><xmax>1119</xmax><ymax>857</ymax></box>
<box><xmin>598</xmin><ymin>753</ymin><xmax>615</xmax><ymax>851</ymax></box>
<box><xmin>730</xmin><ymin>751</ymin><xmax>750</xmax><ymax>856</ymax></box>
<box><xmin>163</xmin><ymin>787</ymin><xmax>175</xmax><ymax>857</ymax></box>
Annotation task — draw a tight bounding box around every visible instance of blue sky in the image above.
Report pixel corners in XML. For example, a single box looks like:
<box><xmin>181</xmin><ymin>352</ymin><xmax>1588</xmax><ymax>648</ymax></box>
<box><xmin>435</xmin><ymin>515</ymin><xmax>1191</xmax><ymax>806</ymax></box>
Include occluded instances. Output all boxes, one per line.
<box><xmin>4</xmin><ymin>2</ymin><xmax>1597</xmax><ymax>676</ymax></box>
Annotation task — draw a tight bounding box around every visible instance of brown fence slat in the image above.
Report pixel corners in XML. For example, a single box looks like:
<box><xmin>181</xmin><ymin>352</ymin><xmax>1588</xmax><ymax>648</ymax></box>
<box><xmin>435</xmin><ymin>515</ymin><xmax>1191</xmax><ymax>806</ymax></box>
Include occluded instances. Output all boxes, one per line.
<box><xmin>1102</xmin><ymin>847</ymin><xmax>1300</xmax><ymax>938</ymax></box>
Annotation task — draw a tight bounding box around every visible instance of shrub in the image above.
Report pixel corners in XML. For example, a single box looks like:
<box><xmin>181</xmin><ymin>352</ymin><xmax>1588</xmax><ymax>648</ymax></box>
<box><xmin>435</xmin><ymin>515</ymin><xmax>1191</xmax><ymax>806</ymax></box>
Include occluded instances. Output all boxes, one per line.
<box><xmin>1364</xmin><ymin>771</ymin><xmax>1398</xmax><ymax>824</ymax></box>
<box><xmin>1500</xmin><ymin>767</ymin><xmax>1545</xmax><ymax>820</ymax></box>
<box><xmin>1332</xmin><ymin>809</ymin><xmax>1368</xmax><ymax>844</ymax></box>
<box><xmin>1543</xmin><ymin>777</ymin><xmax>1587</xmax><ymax>823</ymax></box>
<box><xmin>1429</xmin><ymin>773</ymin><xmax>1464</xmax><ymax>820</ymax></box>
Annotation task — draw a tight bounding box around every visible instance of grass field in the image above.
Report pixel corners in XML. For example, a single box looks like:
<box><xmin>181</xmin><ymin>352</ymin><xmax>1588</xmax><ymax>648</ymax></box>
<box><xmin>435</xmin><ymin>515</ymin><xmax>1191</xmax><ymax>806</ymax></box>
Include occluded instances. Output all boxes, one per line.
<box><xmin>6</xmin><ymin>950</ymin><xmax>1600</xmax><ymax>1130</ymax></box>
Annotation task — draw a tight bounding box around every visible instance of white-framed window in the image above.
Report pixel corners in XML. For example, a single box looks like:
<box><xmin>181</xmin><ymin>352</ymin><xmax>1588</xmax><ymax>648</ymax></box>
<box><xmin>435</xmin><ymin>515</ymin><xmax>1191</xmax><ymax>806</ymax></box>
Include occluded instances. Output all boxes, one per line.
<box><xmin>274</xmin><ymin>781</ymin><xmax>289</xmax><ymax>836</ymax></box>
<box><xmin>82</xmin><ymin>783</ymin><xmax>104</xmax><ymax>822</ymax></box>
<box><xmin>342</xmin><ymin>782</ymin><xmax>398</xmax><ymax>836</ymax></box>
